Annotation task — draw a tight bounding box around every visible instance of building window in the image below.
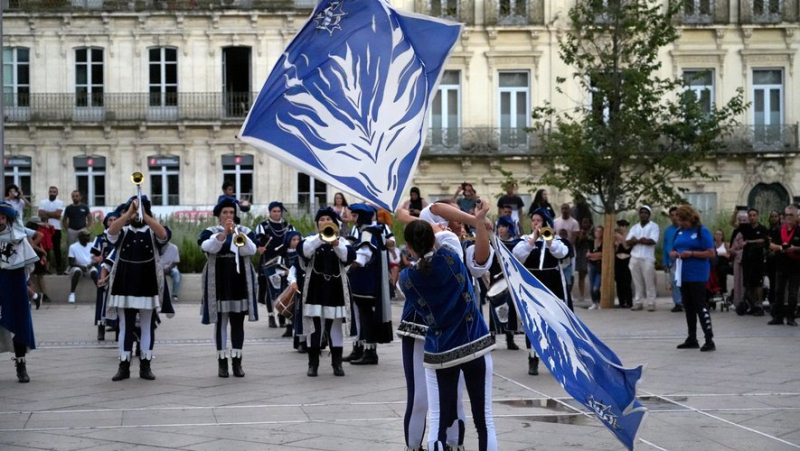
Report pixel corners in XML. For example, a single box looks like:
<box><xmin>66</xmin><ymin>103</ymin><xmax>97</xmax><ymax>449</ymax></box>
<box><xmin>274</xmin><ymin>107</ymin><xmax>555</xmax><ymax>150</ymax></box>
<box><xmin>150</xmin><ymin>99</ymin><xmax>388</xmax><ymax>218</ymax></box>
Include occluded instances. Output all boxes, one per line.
<box><xmin>3</xmin><ymin>47</ymin><xmax>30</xmax><ymax>108</ymax></box>
<box><xmin>75</xmin><ymin>47</ymin><xmax>104</xmax><ymax>108</ymax></box>
<box><xmin>753</xmin><ymin>69</ymin><xmax>783</xmax><ymax>146</ymax></box>
<box><xmin>74</xmin><ymin>156</ymin><xmax>106</xmax><ymax>206</ymax></box>
<box><xmin>149</xmin><ymin>47</ymin><xmax>178</xmax><ymax>108</ymax></box>
<box><xmin>71</xmin><ymin>0</ymin><xmax>104</xmax><ymax>9</ymax></box>
<box><xmin>148</xmin><ymin>155</ymin><xmax>180</xmax><ymax>206</ymax></box>
<box><xmin>685</xmin><ymin>192</ymin><xmax>717</xmax><ymax>217</ymax></box>
<box><xmin>430</xmin><ymin>70</ymin><xmax>461</xmax><ymax>148</ymax></box>
<box><xmin>430</xmin><ymin>0</ymin><xmax>459</xmax><ymax>20</ymax></box>
<box><xmin>3</xmin><ymin>156</ymin><xmax>32</xmax><ymax>201</ymax></box>
<box><xmin>498</xmin><ymin>71</ymin><xmax>529</xmax><ymax>147</ymax></box>
<box><xmin>297</xmin><ymin>173</ymin><xmax>327</xmax><ymax>209</ymax></box>
<box><xmin>683</xmin><ymin>0</ymin><xmax>712</xmax><ymax>23</ymax></box>
<box><xmin>683</xmin><ymin>69</ymin><xmax>714</xmax><ymax>116</ymax></box>
<box><xmin>498</xmin><ymin>0</ymin><xmax>528</xmax><ymax>25</ymax></box>
<box><xmin>753</xmin><ymin>0</ymin><xmax>782</xmax><ymax>23</ymax></box>
<box><xmin>221</xmin><ymin>154</ymin><xmax>254</xmax><ymax>203</ymax></box>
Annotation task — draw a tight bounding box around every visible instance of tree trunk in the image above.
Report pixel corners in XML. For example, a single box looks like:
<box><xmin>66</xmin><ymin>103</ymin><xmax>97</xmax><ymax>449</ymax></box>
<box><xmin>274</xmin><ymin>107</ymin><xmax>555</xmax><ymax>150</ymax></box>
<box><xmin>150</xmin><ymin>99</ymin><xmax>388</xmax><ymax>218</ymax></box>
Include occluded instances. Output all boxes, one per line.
<box><xmin>600</xmin><ymin>212</ymin><xmax>616</xmax><ymax>309</ymax></box>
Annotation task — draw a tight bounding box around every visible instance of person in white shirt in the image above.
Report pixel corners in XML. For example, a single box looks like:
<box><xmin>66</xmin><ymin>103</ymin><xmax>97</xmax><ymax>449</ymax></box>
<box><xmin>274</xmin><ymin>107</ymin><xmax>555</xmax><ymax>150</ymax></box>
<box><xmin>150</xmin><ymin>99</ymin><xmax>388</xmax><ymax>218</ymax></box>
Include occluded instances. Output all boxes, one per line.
<box><xmin>4</xmin><ymin>184</ymin><xmax>31</xmax><ymax>224</ymax></box>
<box><xmin>554</xmin><ymin>203</ymin><xmax>580</xmax><ymax>245</ymax></box>
<box><xmin>160</xmin><ymin>242</ymin><xmax>181</xmax><ymax>303</ymax></box>
<box><xmin>67</xmin><ymin>229</ymin><xmax>97</xmax><ymax>303</ymax></box>
<box><xmin>38</xmin><ymin>186</ymin><xmax>65</xmax><ymax>273</ymax></box>
<box><xmin>625</xmin><ymin>206</ymin><xmax>661</xmax><ymax>311</ymax></box>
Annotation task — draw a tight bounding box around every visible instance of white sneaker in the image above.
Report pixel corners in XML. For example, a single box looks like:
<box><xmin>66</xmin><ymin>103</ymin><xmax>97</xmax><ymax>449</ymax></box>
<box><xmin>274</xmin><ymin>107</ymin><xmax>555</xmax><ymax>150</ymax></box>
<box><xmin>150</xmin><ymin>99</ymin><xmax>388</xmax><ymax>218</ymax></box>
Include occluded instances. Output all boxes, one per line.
<box><xmin>68</xmin><ymin>293</ymin><xmax>76</xmax><ymax>304</ymax></box>
<box><xmin>647</xmin><ymin>302</ymin><xmax>656</xmax><ymax>312</ymax></box>
<box><xmin>588</xmin><ymin>303</ymin><xmax>599</xmax><ymax>310</ymax></box>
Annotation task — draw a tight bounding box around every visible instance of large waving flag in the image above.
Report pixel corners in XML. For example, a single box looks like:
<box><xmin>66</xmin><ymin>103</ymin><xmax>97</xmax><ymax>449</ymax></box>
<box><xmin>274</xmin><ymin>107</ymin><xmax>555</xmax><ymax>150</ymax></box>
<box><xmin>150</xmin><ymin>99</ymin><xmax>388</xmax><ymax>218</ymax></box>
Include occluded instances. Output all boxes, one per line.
<box><xmin>494</xmin><ymin>236</ymin><xmax>648</xmax><ymax>450</ymax></box>
<box><xmin>239</xmin><ymin>0</ymin><xmax>462</xmax><ymax>211</ymax></box>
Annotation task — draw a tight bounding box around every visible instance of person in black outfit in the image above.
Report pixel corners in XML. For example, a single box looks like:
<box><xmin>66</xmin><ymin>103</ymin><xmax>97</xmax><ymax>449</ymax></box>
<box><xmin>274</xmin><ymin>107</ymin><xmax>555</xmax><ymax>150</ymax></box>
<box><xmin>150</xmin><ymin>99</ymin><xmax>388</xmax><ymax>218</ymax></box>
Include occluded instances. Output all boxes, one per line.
<box><xmin>615</xmin><ymin>221</ymin><xmax>633</xmax><ymax>308</ymax></box>
<box><xmin>767</xmin><ymin>205</ymin><xmax>800</xmax><ymax>326</ymax></box>
<box><xmin>735</xmin><ymin>208</ymin><xmax>768</xmax><ymax>315</ymax></box>
<box><xmin>764</xmin><ymin>210</ymin><xmax>781</xmax><ymax>308</ymax></box>
<box><xmin>527</xmin><ymin>189</ymin><xmax>555</xmax><ymax>220</ymax></box>
<box><xmin>401</xmin><ymin>187</ymin><xmax>428</xmax><ymax>218</ymax></box>
<box><xmin>63</xmin><ymin>190</ymin><xmax>93</xmax><ymax>248</ymax></box>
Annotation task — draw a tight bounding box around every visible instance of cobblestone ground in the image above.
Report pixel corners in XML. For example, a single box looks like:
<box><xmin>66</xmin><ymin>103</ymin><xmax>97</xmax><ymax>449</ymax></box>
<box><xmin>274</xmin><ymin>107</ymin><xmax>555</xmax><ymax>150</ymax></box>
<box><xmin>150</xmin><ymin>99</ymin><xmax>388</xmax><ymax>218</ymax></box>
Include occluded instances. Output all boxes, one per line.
<box><xmin>1</xmin><ymin>297</ymin><xmax>799</xmax><ymax>450</ymax></box>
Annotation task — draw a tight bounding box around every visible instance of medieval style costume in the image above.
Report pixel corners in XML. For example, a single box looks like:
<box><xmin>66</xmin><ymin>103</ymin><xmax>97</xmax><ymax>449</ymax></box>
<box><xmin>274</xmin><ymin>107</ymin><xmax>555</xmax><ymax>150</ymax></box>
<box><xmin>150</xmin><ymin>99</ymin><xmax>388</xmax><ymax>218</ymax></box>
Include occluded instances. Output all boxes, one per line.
<box><xmin>91</xmin><ymin>211</ymin><xmax>119</xmax><ymax>341</ymax></box>
<box><xmin>200</xmin><ymin>198</ymin><xmax>259</xmax><ymax>378</ymax></box>
<box><xmin>255</xmin><ymin>201</ymin><xmax>295</xmax><ymax>329</ymax></box>
<box><xmin>487</xmin><ymin>216</ymin><xmax>522</xmax><ymax>350</ymax></box>
<box><xmin>0</xmin><ymin>202</ymin><xmax>38</xmax><ymax>383</ymax></box>
<box><xmin>105</xmin><ymin>196</ymin><xmax>169</xmax><ymax>381</ymax></box>
<box><xmin>300</xmin><ymin>207</ymin><xmax>355</xmax><ymax>377</ymax></box>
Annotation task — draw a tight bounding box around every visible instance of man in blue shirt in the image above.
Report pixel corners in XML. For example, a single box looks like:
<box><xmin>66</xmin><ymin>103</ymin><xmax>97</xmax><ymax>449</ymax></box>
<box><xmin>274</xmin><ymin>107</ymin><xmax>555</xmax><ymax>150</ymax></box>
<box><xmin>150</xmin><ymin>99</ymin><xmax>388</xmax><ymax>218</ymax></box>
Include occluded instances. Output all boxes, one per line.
<box><xmin>662</xmin><ymin>207</ymin><xmax>683</xmax><ymax>312</ymax></box>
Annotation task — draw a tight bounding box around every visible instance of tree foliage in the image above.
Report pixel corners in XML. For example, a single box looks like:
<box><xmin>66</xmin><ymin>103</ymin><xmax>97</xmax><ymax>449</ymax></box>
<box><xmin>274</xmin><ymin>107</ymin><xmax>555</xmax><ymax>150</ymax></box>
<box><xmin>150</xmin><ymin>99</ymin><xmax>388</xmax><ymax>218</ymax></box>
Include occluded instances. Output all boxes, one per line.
<box><xmin>530</xmin><ymin>0</ymin><xmax>747</xmax><ymax>214</ymax></box>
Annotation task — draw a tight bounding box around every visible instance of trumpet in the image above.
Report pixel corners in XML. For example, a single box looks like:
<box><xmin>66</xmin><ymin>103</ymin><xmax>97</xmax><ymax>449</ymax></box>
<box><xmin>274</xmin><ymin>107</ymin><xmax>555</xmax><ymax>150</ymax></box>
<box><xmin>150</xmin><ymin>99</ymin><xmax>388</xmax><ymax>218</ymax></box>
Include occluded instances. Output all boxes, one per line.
<box><xmin>539</xmin><ymin>226</ymin><xmax>555</xmax><ymax>241</ymax></box>
<box><xmin>320</xmin><ymin>223</ymin><xmax>339</xmax><ymax>243</ymax></box>
<box><xmin>131</xmin><ymin>172</ymin><xmax>144</xmax><ymax>222</ymax></box>
<box><xmin>233</xmin><ymin>231</ymin><xmax>247</xmax><ymax>247</ymax></box>
<box><xmin>131</xmin><ymin>172</ymin><xmax>144</xmax><ymax>185</ymax></box>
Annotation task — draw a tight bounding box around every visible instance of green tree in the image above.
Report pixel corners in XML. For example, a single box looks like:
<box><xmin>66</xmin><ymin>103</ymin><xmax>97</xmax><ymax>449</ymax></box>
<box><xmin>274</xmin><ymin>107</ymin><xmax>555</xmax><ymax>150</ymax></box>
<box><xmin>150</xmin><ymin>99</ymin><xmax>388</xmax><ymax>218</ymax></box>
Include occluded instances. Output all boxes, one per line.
<box><xmin>529</xmin><ymin>0</ymin><xmax>747</xmax><ymax>307</ymax></box>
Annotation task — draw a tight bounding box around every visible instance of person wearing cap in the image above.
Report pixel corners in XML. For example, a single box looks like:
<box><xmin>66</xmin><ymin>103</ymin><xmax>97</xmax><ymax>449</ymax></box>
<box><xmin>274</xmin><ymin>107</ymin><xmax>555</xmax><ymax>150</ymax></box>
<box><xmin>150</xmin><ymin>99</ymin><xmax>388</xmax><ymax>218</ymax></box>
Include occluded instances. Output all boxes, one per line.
<box><xmin>402</xmin><ymin>187</ymin><xmax>428</xmax><ymax>218</ymax></box>
<box><xmin>199</xmin><ymin>197</ymin><xmax>259</xmax><ymax>378</ymax></box>
<box><xmin>255</xmin><ymin>201</ymin><xmax>295</xmax><ymax>329</ymax></box>
<box><xmin>299</xmin><ymin>207</ymin><xmax>356</xmax><ymax>377</ymax></box>
<box><xmin>662</xmin><ymin>206</ymin><xmax>684</xmax><ymax>313</ymax></box>
<box><xmin>67</xmin><ymin>229</ymin><xmax>98</xmax><ymax>304</ymax></box>
<box><xmin>91</xmin><ymin>212</ymin><xmax>120</xmax><ymax>341</ymax></box>
<box><xmin>513</xmin><ymin>208</ymin><xmax>570</xmax><ymax>375</ymax></box>
<box><xmin>105</xmin><ymin>195</ymin><xmax>169</xmax><ymax>382</ymax></box>
<box><xmin>345</xmin><ymin>203</ymin><xmax>393</xmax><ymax>366</ymax></box>
<box><xmin>626</xmin><ymin>206</ymin><xmax>660</xmax><ymax>311</ymax></box>
<box><xmin>0</xmin><ymin>201</ymin><xmax>40</xmax><ymax>383</ymax></box>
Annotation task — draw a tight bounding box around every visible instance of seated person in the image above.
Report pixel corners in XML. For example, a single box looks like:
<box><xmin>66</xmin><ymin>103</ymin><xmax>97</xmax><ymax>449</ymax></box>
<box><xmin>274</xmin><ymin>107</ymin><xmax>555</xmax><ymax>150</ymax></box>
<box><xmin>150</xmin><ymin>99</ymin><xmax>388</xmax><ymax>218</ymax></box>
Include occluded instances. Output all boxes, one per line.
<box><xmin>67</xmin><ymin>229</ymin><xmax>98</xmax><ymax>303</ymax></box>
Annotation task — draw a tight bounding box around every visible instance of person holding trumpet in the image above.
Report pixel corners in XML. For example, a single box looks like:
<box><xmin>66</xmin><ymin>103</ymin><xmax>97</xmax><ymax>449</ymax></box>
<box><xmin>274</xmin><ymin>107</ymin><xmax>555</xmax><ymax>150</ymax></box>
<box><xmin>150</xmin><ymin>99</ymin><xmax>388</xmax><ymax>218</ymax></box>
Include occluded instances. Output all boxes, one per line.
<box><xmin>105</xmin><ymin>191</ymin><xmax>169</xmax><ymax>382</ymax></box>
<box><xmin>512</xmin><ymin>208</ymin><xmax>571</xmax><ymax>376</ymax></box>
<box><xmin>199</xmin><ymin>197</ymin><xmax>259</xmax><ymax>378</ymax></box>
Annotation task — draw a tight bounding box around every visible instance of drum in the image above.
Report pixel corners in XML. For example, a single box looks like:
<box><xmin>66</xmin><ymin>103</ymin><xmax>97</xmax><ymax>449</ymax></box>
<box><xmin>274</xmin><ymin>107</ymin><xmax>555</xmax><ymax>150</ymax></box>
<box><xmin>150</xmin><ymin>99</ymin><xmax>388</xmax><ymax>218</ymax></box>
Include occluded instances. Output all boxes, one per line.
<box><xmin>275</xmin><ymin>286</ymin><xmax>297</xmax><ymax>319</ymax></box>
<box><xmin>486</xmin><ymin>278</ymin><xmax>509</xmax><ymax>307</ymax></box>
<box><xmin>269</xmin><ymin>272</ymin><xmax>283</xmax><ymax>290</ymax></box>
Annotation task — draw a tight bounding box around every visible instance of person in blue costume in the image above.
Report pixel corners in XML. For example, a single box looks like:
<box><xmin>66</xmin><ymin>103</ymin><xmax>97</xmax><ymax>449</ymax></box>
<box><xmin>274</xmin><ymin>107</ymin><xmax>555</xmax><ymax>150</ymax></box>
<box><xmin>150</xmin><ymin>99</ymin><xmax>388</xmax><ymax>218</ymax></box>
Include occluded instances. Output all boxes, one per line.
<box><xmin>488</xmin><ymin>215</ymin><xmax>522</xmax><ymax>351</ymax></box>
<box><xmin>299</xmin><ymin>207</ymin><xmax>356</xmax><ymax>377</ymax></box>
<box><xmin>284</xmin><ymin>230</ymin><xmax>307</xmax><ymax>353</ymax></box>
<box><xmin>0</xmin><ymin>202</ymin><xmax>39</xmax><ymax>383</ymax></box>
<box><xmin>399</xmin><ymin>201</ymin><xmax>497</xmax><ymax>451</ymax></box>
<box><xmin>105</xmin><ymin>195</ymin><xmax>169</xmax><ymax>382</ymax></box>
<box><xmin>91</xmin><ymin>211</ymin><xmax>120</xmax><ymax>341</ymax></box>
<box><xmin>512</xmin><ymin>208</ymin><xmax>570</xmax><ymax>376</ymax></box>
<box><xmin>255</xmin><ymin>201</ymin><xmax>295</xmax><ymax>329</ymax></box>
<box><xmin>345</xmin><ymin>203</ymin><xmax>393</xmax><ymax>366</ymax></box>
<box><xmin>279</xmin><ymin>230</ymin><xmax>303</xmax><ymax>342</ymax></box>
<box><xmin>199</xmin><ymin>197</ymin><xmax>259</xmax><ymax>378</ymax></box>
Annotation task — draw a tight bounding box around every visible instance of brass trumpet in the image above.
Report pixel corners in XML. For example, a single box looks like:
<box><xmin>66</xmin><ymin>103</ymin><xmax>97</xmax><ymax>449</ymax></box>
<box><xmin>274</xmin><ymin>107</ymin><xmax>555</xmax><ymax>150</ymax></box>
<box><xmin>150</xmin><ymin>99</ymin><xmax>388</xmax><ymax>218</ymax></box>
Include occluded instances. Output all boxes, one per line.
<box><xmin>131</xmin><ymin>172</ymin><xmax>144</xmax><ymax>185</ymax></box>
<box><xmin>320</xmin><ymin>223</ymin><xmax>339</xmax><ymax>243</ymax></box>
<box><xmin>233</xmin><ymin>231</ymin><xmax>247</xmax><ymax>247</ymax></box>
<box><xmin>539</xmin><ymin>226</ymin><xmax>555</xmax><ymax>241</ymax></box>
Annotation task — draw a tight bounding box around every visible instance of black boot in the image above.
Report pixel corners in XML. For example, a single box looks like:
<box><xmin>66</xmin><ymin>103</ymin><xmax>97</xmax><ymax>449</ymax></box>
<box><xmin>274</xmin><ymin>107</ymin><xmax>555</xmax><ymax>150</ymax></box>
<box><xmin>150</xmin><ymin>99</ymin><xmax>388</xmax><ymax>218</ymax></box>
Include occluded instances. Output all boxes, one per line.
<box><xmin>281</xmin><ymin>324</ymin><xmax>293</xmax><ymax>338</ymax></box>
<box><xmin>268</xmin><ymin>316</ymin><xmax>278</xmax><ymax>328</ymax></box>
<box><xmin>341</xmin><ymin>342</ymin><xmax>363</xmax><ymax>362</ymax></box>
<box><xmin>112</xmin><ymin>359</ymin><xmax>131</xmax><ymax>381</ymax></box>
<box><xmin>278</xmin><ymin>315</ymin><xmax>286</xmax><ymax>327</ymax></box>
<box><xmin>218</xmin><ymin>358</ymin><xmax>229</xmax><ymax>378</ymax></box>
<box><xmin>139</xmin><ymin>358</ymin><xmax>156</xmax><ymax>380</ymax></box>
<box><xmin>232</xmin><ymin>355</ymin><xmax>245</xmax><ymax>378</ymax></box>
<box><xmin>350</xmin><ymin>347</ymin><xmax>379</xmax><ymax>365</ymax></box>
<box><xmin>297</xmin><ymin>342</ymin><xmax>308</xmax><ymax>354</ymax></box>
<box><xmin>15</xmin><ymin>358</ymin><xmax>30</xmax><ymax>383</ymax></box>
<box><xmin>528</xmin><ymin>356</ymin><xmax>539</xmax><ymax>376</ymax></box>
<box><xmin>307</xmin><ymin>349</ymin><xmax>319</xmax><ymax>377</ymax></box>
<box><xmin>506</xmin><ymin>331</ymin><xmax>519</xmax><ymax>351</ymax></box>
<box><xmin>97</xmin><ymin>325</ymin><xmax>105</xmax><ymax>341</ymax></box>
<box><xmin>331</xmin><ymin>347</ymin><xmax>345</xmax><ymax>377</ymax></box>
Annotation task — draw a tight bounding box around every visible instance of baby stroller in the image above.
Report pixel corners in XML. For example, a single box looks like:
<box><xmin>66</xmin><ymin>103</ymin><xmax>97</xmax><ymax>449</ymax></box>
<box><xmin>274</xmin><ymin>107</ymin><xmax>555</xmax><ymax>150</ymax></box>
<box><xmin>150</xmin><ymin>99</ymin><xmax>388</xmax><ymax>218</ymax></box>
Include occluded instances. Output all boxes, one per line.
<box><xmin>706</xmin><ymin>264</ymin><xmax>730</xmax><ymax>311</ymax></box>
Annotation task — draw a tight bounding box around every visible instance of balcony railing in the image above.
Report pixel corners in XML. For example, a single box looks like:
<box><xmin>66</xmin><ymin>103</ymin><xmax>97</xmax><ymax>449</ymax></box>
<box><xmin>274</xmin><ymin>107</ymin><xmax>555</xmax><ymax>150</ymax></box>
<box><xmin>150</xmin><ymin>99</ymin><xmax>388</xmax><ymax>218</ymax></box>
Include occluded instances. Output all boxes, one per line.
<box><xmin>414</xmin><ymin>0</ymin><xmax>475</xmax><ymax>25</ymax></box>
<box><xmin>424</xmin><ymin>127</ymin><xmax>542</xmax><ymax>156</ymax></box>
<box><xmin>3</xmin><ymin>92</ymin><xmax>257</xmax><ymax>123</ymax></box>
<box><xmin>485</xmin><ymin>0</ymin><xmax>545</xmax><ymax>26</ymax></box>
<box><xmin>1</xmin><ymin>0</ymin><xmax>310</xmax><ymax>13</ymax></box>
<box><xmin>678</xmin><ymin>0</ymin><xmax>731</xmax><ymax>25</ymax></box>
<box><xmin>740</xmin><ymin>0</ymin><xmax>799</xmax><ymax>24</ymax></box>
<box><xmin>727</xmin><ymin>124</ymin><xmax>799</xmax><ymax>153</ymax></box>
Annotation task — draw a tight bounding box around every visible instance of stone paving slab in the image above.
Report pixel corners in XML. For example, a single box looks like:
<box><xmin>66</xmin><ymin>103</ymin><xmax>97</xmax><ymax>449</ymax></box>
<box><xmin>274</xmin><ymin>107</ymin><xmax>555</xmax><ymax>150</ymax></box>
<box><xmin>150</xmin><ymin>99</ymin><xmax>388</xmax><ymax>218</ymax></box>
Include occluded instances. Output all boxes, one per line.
<box><xmin>1</xmin><ymin>298</ymin><xmax>799</xmax><ymax>450</ymax></box>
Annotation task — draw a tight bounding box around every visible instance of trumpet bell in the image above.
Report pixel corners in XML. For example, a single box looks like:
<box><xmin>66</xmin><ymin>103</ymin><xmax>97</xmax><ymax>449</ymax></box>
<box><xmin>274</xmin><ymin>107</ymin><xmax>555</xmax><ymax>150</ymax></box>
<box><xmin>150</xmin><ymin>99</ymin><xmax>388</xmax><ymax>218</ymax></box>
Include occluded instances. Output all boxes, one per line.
<box><xmin>540</xmin><ymin>226</ymin><xmax>555</xmax><ymax>241</ymax></box>
<box><xmin>233</xmin><ymin>232</ymin><xmax>247</xmax><ymax>248</ymax></box>
<box><xmin>131</xmin><ymin>172</ymin><xmax>144</xmax><ymax>185</ymax></box>
<box><xmin>320</xmin><ymin>223</ymin><xmax>339</xmax><ymax>243</ymax></box>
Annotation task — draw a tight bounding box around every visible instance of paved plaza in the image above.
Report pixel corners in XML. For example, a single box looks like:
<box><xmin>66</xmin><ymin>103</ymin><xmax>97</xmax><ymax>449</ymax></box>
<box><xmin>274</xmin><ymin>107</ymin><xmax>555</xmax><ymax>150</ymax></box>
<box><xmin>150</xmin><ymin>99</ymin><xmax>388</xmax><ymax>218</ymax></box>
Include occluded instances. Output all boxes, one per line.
<box><xmin>1</xmin><ymin>297</ymin><xmax>799</xmax><ymax>451</ymax></box>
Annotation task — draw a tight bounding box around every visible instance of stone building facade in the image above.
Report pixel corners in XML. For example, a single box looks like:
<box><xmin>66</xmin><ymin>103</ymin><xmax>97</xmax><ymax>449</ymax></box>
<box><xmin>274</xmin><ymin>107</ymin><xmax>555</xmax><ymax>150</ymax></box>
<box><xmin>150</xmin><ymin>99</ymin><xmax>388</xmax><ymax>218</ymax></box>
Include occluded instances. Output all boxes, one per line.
<box><xmin>2</xmin><ymin>0</ymin><xmax>799</xmax><ymax>217</ymax></box>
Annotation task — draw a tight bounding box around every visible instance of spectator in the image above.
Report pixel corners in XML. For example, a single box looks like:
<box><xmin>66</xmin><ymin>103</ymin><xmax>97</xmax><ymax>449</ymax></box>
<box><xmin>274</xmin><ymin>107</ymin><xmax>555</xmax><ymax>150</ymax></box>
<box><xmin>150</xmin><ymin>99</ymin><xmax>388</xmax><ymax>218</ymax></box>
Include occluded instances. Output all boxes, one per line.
<box><xmin>614</xmin><ymin>222</ymin><xmax>633</xmax><ymax>308</ymax></box>
<box><xmin>554</xmin><ymin>203</ymin><xmax>580</xmax><ymax>245</ymax></box>
<box><xmin>586</xmin><ymin>225</ymin><xmax>603</xmax><ymax>310</ymax></box>
<box><xmin>626</xmin><ymin>206</ymin><xmax>660</xmax><ymax>311</ymax></box>
<box><xmin>160</xmin><ymin>242</ymin><xmax>182</xmax><ymax>304</ymax></box>
<box><xmin>331</xmin><ymin>192</ymin><xmax>352</xmax><ymax>233</ymax></box>
<box><xmin>4</xmin><ymin>184</ymin><xmax>31</xmax><ymax>224</ymax></box>
<box><xmin>738</xmin><ymin>208</ymin><xmax>768</xmax><ymax>315</ymax></box>
<box><xmin>219</xmin><ymin>179</ymin><xmax>251</xmax><ymax>213</ymax></box>
<box><xmin>729</xmin><ymin>210</ymin><xmax>749</xmax><ymax>309</ymax></box>
<box><xmin>662</xmin><ymin>206</ymin><xmax>683</xmax><ymax>313</ymax></box>
<box><xmin>451</xmin><ymin>182</ymin><xmax>477</xmax><ymax>213</ymax></box>
<box><xmin>527</xmin><ymin>188</ymin><xmax>555</xmax><ymax>220</ymax></box>
<box><xmin>401</xmin><ymin>186</ymin><xmax>428</xmax><ymax>218</ymax></box>
<box><xmin>574</xmin><ymin>217</ymin><xmax>593</xmax><ymax>302</ymax></box>
<box><xmin>63</xmin><ymin>190</ymin><xmax>93</xmax><ymax>249</ymax></box>
<box><xmin>497</xmin><ymin>182</ymin><xmax>525</xmax><ymax>230</ymax></box>
<box><xmin>670</xmin><ymin>205</ymin><xmax>716</xmax><ymax>352</ymax></box>
<box><xmin>765</xmin><ymin>210</ymin><xmax>782</xmax><ymax>307</ymax></box>
<box><xmin>570</xmin><ymin>194</ymin><xmax>592</xmax><ymax>225</ymax></box>
<box><xmin>38</xmin><ymin>186</ymin><xmax>64</xmax><ymax>273</ymax></box>
<box><xmin>67</xmin><ymin>229</ymin><xmax>98</xmax><ymax>304</ymax></box>
<box><xmin>767</xmin><ymin>205</ymin><xmax>800</xmax><ymax>326</ymax></box>
<box><xmin>713</xmin><ymin>229</ymin><xmax>730</xmax><ymax>295</ymax></box>
<box><xmin>558</xmin><ymin>228</ymin><xmax>575</xmax><ymax>298</ymax></box>
<box><xmin>25</xmin><ymin>217</ymin><xmax>50</xmax><ymax>305</ymax></box>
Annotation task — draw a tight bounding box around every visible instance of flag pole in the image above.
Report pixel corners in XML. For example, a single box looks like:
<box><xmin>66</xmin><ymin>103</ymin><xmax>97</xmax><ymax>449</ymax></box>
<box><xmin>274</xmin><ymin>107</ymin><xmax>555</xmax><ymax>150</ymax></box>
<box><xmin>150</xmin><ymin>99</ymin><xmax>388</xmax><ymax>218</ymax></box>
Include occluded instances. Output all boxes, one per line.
<box><xmin>0</xmin><ymin>0</ymin><xmax>6</xmax><ymax>197</ymax></box>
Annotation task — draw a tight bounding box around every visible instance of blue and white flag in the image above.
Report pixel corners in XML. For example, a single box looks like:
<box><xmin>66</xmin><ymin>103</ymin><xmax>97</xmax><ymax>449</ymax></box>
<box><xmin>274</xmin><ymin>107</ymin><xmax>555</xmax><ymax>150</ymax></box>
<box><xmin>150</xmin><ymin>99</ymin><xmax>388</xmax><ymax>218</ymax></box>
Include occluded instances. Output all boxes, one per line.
<box><xmin>494</xmin><ymin>236</ymin><xmax>648</xmax><ymax>450</ymax></box>
<box><xmin>239</xmin><ymin>0</ymin><xmax>462</xmax><ymax>211</ymax></box>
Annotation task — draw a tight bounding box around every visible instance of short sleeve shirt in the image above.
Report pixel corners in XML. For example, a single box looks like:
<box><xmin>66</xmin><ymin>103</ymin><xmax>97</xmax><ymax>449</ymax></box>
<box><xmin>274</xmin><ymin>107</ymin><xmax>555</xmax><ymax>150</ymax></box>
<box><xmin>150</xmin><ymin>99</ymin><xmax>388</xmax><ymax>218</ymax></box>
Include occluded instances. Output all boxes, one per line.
<box><xmin>626</xmin><ymin>221</ymin><xmax>660</xmax><ymax>261</ymax></box>
<box><xmin>554</xmin><ymin>217</ymin><xmax>580</xmax><ymax>236</ymax></box>
<box><xmin>673</xmin><ymin>226</ymin><xmax>714</xmax><ymax>282</ymax></box>
<box><xmin>64</xmin><ymin>203</ymin><xmax>91</xmax><ymax>230</ymax></box>
<box><xmin>38</xmin><ymin>199</ymin><xmax>65</xmax><ymax>230</ymax></box>
<box><xmin>68</xmin><ymin>241</ymin><xmax>94</xmax><ymax>267</ymax></box>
